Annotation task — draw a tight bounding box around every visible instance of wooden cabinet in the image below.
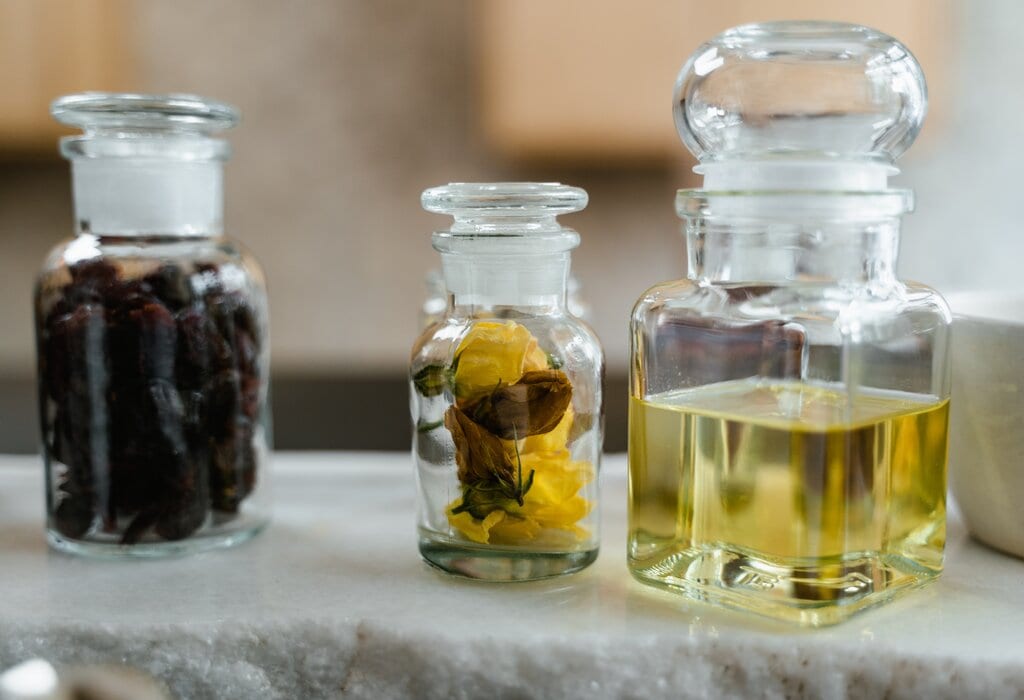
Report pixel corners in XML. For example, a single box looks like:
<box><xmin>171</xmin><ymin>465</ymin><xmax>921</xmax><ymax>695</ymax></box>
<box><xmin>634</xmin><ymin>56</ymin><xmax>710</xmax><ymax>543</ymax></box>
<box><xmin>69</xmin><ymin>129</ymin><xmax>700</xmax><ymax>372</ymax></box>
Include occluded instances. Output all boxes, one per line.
<box><xmin>477</xmin><ymin>0</ymin><xmax>952</xmax><ymax>163</ymax></box>
<box><xmin>0</xmin><ymin>0</ymin><xmax>132</xmax><ymax>156</ymax></box>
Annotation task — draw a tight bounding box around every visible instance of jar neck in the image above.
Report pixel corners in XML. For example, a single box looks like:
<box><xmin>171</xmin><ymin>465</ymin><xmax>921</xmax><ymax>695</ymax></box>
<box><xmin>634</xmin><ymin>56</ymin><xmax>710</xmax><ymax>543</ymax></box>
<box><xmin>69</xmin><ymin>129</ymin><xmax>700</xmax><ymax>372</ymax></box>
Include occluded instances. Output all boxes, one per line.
<box><xmin>442</xmin><ymin>252</ymin><xmax>570</xmax><ymax>313</ymax></box>
<box><xmin>70</xmin><ymin>158</ymin><xmax>224</xmax><ymax>237</ymax></box>
<box><xmin>686</xmin><ymin>217</ymin><xmax>902</xmax><ymax>287</ymax></box>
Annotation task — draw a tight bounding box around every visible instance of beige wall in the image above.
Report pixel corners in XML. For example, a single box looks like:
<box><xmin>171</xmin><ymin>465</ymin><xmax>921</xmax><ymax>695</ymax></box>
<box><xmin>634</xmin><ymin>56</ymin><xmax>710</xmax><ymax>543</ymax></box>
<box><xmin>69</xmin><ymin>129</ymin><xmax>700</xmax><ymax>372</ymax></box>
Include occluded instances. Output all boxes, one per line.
<box><xmin>0</xmin><ymin>0</ymin><xmax>680</xmax><ymax>376</ymax></box>
<box><xmin>1</xmin><ymin>0</ymin><xmax>1014</xmax><ymax>381</ymax></box>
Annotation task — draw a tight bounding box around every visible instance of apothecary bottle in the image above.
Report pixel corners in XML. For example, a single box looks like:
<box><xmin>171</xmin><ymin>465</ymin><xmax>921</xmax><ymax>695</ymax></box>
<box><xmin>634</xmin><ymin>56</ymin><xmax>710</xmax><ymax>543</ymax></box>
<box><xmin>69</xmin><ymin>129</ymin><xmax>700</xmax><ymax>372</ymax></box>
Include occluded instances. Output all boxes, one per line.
<box><xmin>628</xmin><ymin>23</ymin><xmax>951</xmax><ymax>625</ymax></box>
<box><xmin>411</xmin><ymin>183</ymin><xmax>603</xmax><ymax>581</ymax></box>
<box><xmin>37</xmin><ymin>93</ymin><xmax>271</xmax><ymax>556</ymax></box>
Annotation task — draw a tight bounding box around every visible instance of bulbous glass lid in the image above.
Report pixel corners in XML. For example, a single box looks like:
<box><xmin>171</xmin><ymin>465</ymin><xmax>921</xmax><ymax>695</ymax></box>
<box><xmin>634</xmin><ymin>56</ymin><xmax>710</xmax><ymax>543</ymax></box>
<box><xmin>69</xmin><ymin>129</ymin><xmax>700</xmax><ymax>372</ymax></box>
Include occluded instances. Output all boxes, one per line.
<box><xmin>673</xmin><ymin>21</ymin><xmax>927</xmax><ymax>165</ymax></box>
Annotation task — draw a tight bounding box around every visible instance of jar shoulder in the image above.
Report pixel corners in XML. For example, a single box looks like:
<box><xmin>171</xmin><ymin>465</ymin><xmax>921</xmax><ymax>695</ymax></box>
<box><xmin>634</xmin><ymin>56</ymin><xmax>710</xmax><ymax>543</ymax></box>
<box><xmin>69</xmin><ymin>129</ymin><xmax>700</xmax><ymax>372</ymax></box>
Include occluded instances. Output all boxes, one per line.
<box><xmin>410</xmin><ymin>312</ymin><xmax>603</xmax><ymax>377</ymax></box>
<box><xmin>35</xmin><ymin>234</ymin><xmax>269</xmax><ymax>325</ymax></box>
<box><xmin>410</xmin><ymin>317</ymin><xmax>469</xmax><ymax>373</ymax></box>
<box><xmin>39</xmin><ymin>234</ymin><xmax>262</xmax><ymax>275</ymax></box>
<box><xmin>632</xmin><ymin>278</ymin><xmax>952</xmax><ymax>326</ymax></box>
<box><xmin>631</xmin><ymin>278</ymin><xmax>720</xmax><ymax>330</ymax></box>
<box><xmin>38</xmin><ymin>235</ymin><xmax>265</xmax><ymax>291</ymax></box>
<box><xmin>632</xmin><ymin>278</ymin><xmax>702</xmax><ymax>315</ymax></box>
<box><xmin>901</xmin><ymin>281</ymin><xmax>952</xmax><ymax>322</ymax></box>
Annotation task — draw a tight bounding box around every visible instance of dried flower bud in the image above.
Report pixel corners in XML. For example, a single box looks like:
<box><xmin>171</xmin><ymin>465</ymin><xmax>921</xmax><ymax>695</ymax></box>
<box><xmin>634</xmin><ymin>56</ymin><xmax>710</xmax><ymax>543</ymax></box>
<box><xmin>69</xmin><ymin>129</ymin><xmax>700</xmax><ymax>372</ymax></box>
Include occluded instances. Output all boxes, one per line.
<box><xmin>464</xmin><ymin>369</ymin><xmax>573</xmax><ymax>440</ymax></box>
<box><xmin>444</xmin><ymin>405</ymin><xmax>516</xmax><ymax>486</ymax></box>
<box><xmin>451</xmin><ymin>484</ymin><xmax>515</xmax><ymax>520</ymax></box>
<box><xmin>413</xmin><ymin>364</ymin><xmax>449</xmax><ymax>397</ymax></box>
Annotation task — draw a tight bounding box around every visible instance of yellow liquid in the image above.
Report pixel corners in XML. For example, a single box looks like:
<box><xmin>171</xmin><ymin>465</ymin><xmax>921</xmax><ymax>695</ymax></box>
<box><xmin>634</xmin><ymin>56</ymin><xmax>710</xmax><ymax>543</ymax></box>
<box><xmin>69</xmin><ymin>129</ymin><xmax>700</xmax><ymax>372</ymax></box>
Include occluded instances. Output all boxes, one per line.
<box><xmin>628</xmin><ymin>379</ymin><xmax>949</xmax><ymax>626</ymax></box>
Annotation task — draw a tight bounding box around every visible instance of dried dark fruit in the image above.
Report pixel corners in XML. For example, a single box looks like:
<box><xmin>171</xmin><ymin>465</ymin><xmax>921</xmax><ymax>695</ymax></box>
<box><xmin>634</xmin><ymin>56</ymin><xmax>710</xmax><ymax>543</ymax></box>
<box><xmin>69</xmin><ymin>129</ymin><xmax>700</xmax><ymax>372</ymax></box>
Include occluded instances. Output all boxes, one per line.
<box><xmin>141</xmin><ymin>264</ymin><xmax>193</xmax><ymax>311</ymax></box>
<box><xmin>67</xmin><ymin>259</ymin><xmax>118</xmax><ymax>306</ymax></box>
<box><xmin>121</xmin><ymin>508</ymin><xmax>160</xmax><ymax>545</ymax></box>
<box><xmin>233</xmin><ymin>303</ymin><xmax>260</xmax><ymax>342</ymax></box>
<box><xmin>134</xmin><ymin>301</ymin><xmax>178</xmax><ymax>380</ymax></box>
<box><xmin>211</xmin><ymin>416</ymin><xmax>257</xmax><ymax>513</ymax></box>
<box><xmin>207</xmin><ymin>370</ymin><xmax>242</xmax><ymax>438</ymax></box>
<box><xmin>156</xmin><ymin>456</ymin><xmax>209</xmax><ymax>541</ymax></box>
<box><xmin>53</xmin><ymin>492</ymin><xmax>95</xmax><ymax>539</ymax></box>
<box><xmin>38</xmin><ymin>259</ymin><xmax>265</xmax><ymax>545</ymax></box>
<box><xmin>147</xmin><ymin>379</ymin><xmax>189</xmax><ymax>459</ymax></box>
<box><xmin>175</xmin><ymin>306</ymin><xmax>215</xmax><ymax>388</ymax></box>
<box><xmin>155</xmin><ymin>499</ymin><xmax>207</xmax><ymax>541</ymax></box>
<box><xmin>43</xmin><ymin>303</ymin><xmax>108</xmax><ymax>402</ymax></box>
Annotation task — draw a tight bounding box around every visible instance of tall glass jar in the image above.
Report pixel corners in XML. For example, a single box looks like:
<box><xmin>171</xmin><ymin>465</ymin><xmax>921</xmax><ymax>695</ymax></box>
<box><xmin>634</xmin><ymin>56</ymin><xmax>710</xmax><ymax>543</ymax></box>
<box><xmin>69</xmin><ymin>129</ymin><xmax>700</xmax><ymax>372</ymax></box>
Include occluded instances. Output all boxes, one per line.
<box><xmin>628</xmin><ymin>23</ymin><xmax>951</xmax><ymax>625</ymax></box>
<box><xmin>411</xmin><ymin>183</ymin><xmax>603</xmax><ymax>581</ymax></box>
<box><xmin>37</xmin><ymin>93</ymin><xmax>271</xmax><ymax>556</ymax></box>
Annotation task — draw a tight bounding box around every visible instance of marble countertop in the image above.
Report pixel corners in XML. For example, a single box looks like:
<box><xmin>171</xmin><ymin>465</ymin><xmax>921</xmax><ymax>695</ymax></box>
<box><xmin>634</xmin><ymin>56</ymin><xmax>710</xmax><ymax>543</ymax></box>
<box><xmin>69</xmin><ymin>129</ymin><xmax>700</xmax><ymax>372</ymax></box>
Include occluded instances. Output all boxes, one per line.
<box><xmin>0</xmin><ymin>453</ymin><xmax>1022</xmax><ymax>699</ymax></box>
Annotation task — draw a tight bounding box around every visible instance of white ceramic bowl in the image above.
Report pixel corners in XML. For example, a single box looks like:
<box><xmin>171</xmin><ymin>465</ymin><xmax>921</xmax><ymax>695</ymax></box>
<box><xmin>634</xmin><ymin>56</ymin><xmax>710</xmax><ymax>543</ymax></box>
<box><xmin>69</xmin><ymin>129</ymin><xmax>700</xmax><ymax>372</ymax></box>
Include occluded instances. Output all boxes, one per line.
<box><xmin>948</xmin><ymin>291</ymin><xmax>1024</xmax><ymax>559</ymax></box>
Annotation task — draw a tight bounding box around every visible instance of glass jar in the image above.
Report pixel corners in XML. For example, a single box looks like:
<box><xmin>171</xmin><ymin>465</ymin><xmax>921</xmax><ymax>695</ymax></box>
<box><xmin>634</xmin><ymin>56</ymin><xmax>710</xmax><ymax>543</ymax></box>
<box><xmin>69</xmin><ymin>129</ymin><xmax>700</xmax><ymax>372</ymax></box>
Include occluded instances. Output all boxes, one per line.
<box><xmin>628</xmin><ymin>23</ymin><xmax>951</xmax><ymax>625</ymax></box>
<box><xmin>411</xmin><ymin>183</ymin><xmax>603</xmax><ymax>581</ymax></box>
<box><xmin>37</xmin><ymin>93</ymin><xmax>271</xmax><ymax>556</ymax></box>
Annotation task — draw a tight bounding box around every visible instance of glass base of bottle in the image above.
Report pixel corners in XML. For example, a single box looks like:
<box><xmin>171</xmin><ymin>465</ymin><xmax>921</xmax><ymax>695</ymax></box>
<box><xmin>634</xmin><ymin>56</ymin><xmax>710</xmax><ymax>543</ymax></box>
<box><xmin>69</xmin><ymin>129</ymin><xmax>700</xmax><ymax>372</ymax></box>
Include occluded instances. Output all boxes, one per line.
<box><xmin>419</xmin><ymin>534</ymin><xmax>598</xmax><ymax>582</ymax></box>
<box><xmin>47</xmin><ymin>517</ymin><xmax>269</xmax><ymax>559</ymax></box>
<box><xmin>628</xmin><ymin>545</ymin><xmax>939</xmax><ymax>627</ymax></box>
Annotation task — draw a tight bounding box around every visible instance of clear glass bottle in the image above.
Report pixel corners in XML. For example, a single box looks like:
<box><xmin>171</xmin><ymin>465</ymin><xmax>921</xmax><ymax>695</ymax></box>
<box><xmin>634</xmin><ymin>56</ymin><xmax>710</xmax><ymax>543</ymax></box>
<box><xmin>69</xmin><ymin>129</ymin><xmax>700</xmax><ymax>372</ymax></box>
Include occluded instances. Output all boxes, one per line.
<box><xmin>37</xmin><ymin>93</ymin><xmax>271</xmax><ymax>556</ymax></box>
<box><xmin>411</xmin><ymin>183</ymin><xmax>603</xmax><ymax>580</ymax></box>
<box><xmin>628</xmin><ymin>22</ymin><xmax>951</xmax><ymax>625</ymax></box>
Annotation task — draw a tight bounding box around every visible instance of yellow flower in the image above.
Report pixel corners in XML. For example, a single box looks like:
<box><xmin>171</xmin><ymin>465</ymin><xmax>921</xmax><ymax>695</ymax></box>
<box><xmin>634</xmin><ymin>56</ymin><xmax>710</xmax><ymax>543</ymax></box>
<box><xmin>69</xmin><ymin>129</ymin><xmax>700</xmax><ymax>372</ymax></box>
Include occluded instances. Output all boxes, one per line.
<box><xmin>447</xmin><ymin>449</ymin><xmax>593</xmax><ymax>545</ymax></box>
<box><xmin>523</xmin><ymin>336</ymin><xmax>550</xmax><ymax>373</ymax></box>
<box><xmin>521</xmin><ymin>450</ymin><xmax>591</xmax><ymax>495</ymax></box>
<box><xmin>522</xmin><ymin>405</ymin><xmax>574</xmax><ymax>454</ymax></box>
<box><xmin>486</xmin><ymin>513</ymin><xmax>542</xmax><ymax>543</ymax></box>
<box><xmin>448</xmin><ymin>509</ymin><xmax>506</xmax><ymax>544</ymax></box>
<box><xmin>444</xmin><ymin>318</ymin><xmax>591</xmax><ymax>547</ymax></box>
<box><xmin>452</xmin><ymin>321</ymin><xmax>534</xmax><ymax>401</ymax></box>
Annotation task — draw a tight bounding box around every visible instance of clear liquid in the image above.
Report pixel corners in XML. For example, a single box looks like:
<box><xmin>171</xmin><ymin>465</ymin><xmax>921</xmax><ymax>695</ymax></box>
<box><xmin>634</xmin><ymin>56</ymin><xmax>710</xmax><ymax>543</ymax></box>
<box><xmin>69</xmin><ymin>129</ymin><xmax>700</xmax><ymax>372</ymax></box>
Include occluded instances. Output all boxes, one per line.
<box><xmin>628</xmin><ymin>379</ymin><xmax>949</xmax><ymax>625</ymax></box>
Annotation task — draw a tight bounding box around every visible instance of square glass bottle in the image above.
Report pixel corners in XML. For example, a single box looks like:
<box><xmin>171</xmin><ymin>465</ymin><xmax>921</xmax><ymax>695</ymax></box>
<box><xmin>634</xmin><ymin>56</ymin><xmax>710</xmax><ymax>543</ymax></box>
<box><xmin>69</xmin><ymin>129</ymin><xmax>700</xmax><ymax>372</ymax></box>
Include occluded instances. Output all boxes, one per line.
<box><xmin>628</xmin><ymin>23</ymin><xmax>951</xmax><ymax>625</ymax></box>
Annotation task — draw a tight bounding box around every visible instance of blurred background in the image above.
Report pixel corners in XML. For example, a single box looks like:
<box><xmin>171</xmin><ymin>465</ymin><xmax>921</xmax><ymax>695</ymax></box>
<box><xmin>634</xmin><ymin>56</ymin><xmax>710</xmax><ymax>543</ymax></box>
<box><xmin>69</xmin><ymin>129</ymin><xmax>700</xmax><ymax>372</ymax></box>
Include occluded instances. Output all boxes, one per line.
<box><xmin>0</xmin><ymin>0</ymin><xmax>1009</xmax><ymax>452</ymax></box>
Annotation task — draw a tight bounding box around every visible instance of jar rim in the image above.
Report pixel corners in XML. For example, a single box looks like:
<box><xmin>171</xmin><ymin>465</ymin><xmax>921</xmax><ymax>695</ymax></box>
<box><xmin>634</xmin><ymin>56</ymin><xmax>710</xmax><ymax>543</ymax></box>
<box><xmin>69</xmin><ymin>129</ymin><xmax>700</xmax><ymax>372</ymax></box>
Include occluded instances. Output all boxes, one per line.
<box><xmin>52</xmin><ymin>92</ymin><xmax>240</xmax><ymax>134</ymax></box>
<box><xmin>422</xmin><ymin>182</ymin><xmax>588</xmax><ymax>217</ymax></box>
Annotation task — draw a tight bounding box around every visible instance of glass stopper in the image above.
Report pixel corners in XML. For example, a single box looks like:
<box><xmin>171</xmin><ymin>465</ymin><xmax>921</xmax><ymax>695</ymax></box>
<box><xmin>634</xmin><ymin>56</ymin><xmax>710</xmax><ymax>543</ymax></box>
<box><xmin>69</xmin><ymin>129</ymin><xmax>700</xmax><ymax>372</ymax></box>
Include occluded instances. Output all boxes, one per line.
<box><xmin>52</xmin><ymin>92</ymin><xmax>239</xmax><ymax>134</ymax></box>
<box><xmin>673</xmin><ymin>21</ymin><xmax>927</xmax><ymax>166</ymax></box>
<box><xmin>422</xmin><ymin>182</ymin><xmax>588</xmax><ymax>219</ymax></box>
<box><xmin>423</xmin><ymin>183</ymin><xmax>587</xmax><ymax>254</ymax></box>
<box><xmin>52</xmin><ymin>92</ymin><xmax>240</xmax><ymax>161</ymax></box>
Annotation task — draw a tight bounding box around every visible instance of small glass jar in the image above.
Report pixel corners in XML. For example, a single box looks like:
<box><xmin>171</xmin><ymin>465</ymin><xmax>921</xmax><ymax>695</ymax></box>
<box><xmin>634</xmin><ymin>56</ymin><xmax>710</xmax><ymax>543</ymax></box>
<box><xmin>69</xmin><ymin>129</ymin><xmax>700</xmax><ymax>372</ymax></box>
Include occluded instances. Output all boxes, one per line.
<box><xmin>411</xmin><ymin>183</ymin><xmax>603</xmax><ymax>581</ymax></box>
<box><xmin>628</xmin><ymin>23</ymin><xmax>951</xmax><ymax>625</ymax></box>
<box><xmin>37</xmin><ymin>93</ymin><xmax>271</xmax><ymax>556</ymax></box>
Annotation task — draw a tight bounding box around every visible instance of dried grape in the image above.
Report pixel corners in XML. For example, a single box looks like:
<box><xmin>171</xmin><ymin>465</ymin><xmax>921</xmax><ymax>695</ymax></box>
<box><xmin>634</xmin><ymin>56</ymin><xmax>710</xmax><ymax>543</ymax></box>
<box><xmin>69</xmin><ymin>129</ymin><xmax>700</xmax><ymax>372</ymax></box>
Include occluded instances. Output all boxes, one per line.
<box><xmin>38</xmin><ymin>258</ymin><xmax>264</xmax><ymax>544</ymax></box>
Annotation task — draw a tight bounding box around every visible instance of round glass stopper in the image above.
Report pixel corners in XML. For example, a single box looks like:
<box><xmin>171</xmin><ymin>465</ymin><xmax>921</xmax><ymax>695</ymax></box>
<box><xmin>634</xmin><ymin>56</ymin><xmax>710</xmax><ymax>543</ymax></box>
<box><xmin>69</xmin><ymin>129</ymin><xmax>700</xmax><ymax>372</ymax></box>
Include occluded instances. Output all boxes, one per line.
<box><xmin>673</xmin><ymin>21</ymin><xmax>927</xmax><ymax>164</ymax></box>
